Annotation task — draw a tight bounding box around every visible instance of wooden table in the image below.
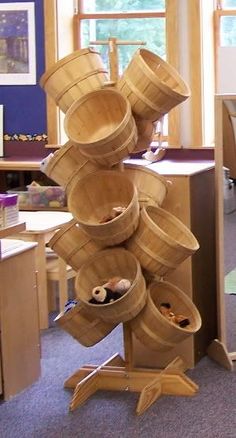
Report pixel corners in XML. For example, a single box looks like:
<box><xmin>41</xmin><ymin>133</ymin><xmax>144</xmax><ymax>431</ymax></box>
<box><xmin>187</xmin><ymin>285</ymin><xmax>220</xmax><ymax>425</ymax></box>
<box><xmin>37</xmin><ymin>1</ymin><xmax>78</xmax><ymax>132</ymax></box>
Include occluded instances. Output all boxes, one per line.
<box><xmin>12</xmin><ymin>211</ymin><xmax>73</xmax><ymax>330</ymax></box>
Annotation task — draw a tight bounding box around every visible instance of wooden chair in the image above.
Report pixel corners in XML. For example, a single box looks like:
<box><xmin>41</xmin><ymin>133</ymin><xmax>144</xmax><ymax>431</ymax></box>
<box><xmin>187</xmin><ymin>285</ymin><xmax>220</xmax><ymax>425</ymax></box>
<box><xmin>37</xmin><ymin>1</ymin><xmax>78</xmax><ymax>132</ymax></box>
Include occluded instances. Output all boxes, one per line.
<box><xmin>46</xmin><ymin>250</ymin><xmax>76</xmax><ymax>313</ymax></box>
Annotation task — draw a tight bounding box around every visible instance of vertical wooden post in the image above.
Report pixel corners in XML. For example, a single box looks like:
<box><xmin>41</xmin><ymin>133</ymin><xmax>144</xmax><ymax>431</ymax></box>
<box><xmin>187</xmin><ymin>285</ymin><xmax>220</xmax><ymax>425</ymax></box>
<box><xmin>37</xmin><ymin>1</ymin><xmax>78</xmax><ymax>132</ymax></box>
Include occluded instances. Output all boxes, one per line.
<box><xmin>108</xmin><ymin>37</ymin><xmax>119</xmax><ymax>81</ymax></box>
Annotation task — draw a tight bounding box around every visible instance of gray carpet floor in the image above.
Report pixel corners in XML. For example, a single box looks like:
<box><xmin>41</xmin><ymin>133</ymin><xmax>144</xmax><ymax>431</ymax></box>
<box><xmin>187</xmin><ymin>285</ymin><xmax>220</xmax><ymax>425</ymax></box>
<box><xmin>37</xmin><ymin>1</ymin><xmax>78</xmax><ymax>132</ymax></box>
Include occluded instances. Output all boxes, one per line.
<box><xmin>1</xmin><ymin>298</ymin><xmax>236</xmax><ymax>438</ymax></box>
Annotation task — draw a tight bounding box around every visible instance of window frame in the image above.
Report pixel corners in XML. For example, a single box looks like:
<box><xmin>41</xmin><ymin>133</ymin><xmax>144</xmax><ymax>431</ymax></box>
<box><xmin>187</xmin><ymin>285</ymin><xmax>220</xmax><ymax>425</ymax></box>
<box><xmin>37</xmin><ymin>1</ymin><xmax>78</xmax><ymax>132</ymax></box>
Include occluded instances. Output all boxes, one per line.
<box><xmin>214</xmin><ymin>0</ymin><xmax>236</xmax><ymax>90</ymax></box>
<box><xmin>44</xmin><ymin>0</ymin><xmax>181</xmax><ymax>147</ymax></box>
<box><xmin>73</xmin><ymin>0</ymin><xmax>180</xmax><ymax>147</ymax></box>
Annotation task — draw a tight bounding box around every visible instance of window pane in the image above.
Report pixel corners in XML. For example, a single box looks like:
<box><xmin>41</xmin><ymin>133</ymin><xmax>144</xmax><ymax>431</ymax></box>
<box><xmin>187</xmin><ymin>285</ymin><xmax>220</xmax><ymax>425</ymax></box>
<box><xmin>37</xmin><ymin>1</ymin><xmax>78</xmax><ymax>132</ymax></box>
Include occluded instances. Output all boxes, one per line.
<box><xmin>82</xmin><ymin>0</ymin><xmax>165</xmax><ymax>13</ymax></box>
<box><xmin>81</xmin><ymin>18</ymin><xmax>165</xmax><ymax>74</ymax></box>
<box><xmin>221</xmin><ymin>0</ymin><xmax>236</xmax><ymax>8</ymax></box>
<box><xmin>220</xmin><ymin>16</ymin><xmax>236</xmax><ymax>45</ymax></box>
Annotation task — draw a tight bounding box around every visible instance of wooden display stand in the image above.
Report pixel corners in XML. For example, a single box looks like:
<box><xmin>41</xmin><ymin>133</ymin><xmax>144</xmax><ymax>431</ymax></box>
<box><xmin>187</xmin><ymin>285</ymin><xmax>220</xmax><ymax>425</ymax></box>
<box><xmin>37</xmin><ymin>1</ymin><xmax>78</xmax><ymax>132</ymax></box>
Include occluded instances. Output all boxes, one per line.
<box><xmin>64</xmin><ymin>324</ymin><xmax>198</xmax><ymax>415</ymax></box>
<box><xmin>42</xmin><ymin>41</ymin><xmax>200</xmax><ymax>414</ymax></box>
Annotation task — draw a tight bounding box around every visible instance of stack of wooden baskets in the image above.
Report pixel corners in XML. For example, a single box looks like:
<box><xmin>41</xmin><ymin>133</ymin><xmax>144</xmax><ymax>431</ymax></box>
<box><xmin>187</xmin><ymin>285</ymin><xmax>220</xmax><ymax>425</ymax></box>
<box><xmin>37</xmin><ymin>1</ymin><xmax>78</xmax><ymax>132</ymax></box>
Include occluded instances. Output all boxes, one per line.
<box><xmin>40</xmin><ymin>46</ymin><xmax>201</xmax><ymax>351</ymax></box>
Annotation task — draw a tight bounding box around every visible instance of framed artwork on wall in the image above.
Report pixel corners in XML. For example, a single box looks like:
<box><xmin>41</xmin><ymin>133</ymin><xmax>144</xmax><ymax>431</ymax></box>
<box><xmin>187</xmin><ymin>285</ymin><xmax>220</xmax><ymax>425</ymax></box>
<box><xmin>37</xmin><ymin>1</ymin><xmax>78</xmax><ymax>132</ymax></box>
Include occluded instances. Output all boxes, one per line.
<box><xmin>0</xmin><ymin>2</ymin><xmax>36</xmax><ymax>85</ymax></box>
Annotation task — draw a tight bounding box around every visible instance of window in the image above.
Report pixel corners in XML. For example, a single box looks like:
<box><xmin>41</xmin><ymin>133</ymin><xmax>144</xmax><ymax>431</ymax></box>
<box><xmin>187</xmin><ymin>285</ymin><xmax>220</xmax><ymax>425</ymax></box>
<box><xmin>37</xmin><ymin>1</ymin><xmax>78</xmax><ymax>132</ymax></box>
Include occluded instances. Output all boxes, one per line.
<box><xmin>44</xmin><ymin>0</ymin><xmax>181</xmax><ymax>147</ymax></box>
<box><xmin>76</xmin><ymin>1</ymin><xmax>165</xmax><ymax>73</ymax></box>
<box><xmin>216</xmin><ymin>0</ymin><xmax>236</xmax><ymax>46</ymax></box>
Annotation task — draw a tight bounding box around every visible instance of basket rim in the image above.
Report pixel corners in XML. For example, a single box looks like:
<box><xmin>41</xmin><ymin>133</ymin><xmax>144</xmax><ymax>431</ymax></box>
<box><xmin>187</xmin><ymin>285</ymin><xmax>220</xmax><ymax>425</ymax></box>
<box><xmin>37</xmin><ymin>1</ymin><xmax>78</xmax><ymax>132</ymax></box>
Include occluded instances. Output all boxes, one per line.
<box><xmin>143</xmin><ymin>205</ymin><xmax>200</xmax><ymax>251</ymax></box>
<box><xmin>39</xmin><ymin>47</ymin><xmax>102</xmax><ymax>87</ymax></box>
<box><xmin>64</xmin><ymin>88</ymin><xmax>132</xmax><ymax>146</ymax></box>
<box><xmin>75</xmin><ymin>247</ymin><xmax>142</xmax><ymax>307</ymax></box>
<box><xmin>124</xmin><ymin>162</ymin><xmax>170</xmax><ymax>190</ymax></box>
<box><xmin>136</xmin><ymin>48</ymin><xmax>191</xmax><ymax>98</ymax></box>
<box><xmin>48</xmin><ymin>218</ymin><xmax>78</xmax><ymax>248</ymax></box>
<box><xmin>55</xmin><ymin>68</ymin><xmax>108</xmax><ymax>105</ymax></box>
<box><xmin>78</xmin><ymin>119</ymin><xmax>137</xmax><ymax>159</ymax></box>
<box><xmin>68</xmin><ymin>170</ymin><xmax>137</xmax><ymax>227</ymax></box>
<box><xmin>45</xmin><ymin>141</ymin><xmax>75</xmax><ymax>173</ymax></box>
<box><xmin>148</xmin><ymin>280</ymin><xmax>202</xmax><ymax>333</ymax></box>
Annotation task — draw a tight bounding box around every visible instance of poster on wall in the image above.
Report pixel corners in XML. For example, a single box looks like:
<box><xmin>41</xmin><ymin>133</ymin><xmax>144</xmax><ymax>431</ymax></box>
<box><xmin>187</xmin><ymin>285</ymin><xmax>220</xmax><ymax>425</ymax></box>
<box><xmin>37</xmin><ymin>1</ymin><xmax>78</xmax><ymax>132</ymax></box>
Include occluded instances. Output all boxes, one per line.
<box><xmin>0</xmin><ymin>2</ymin><xmax>36</xmax><ymax>85</ymax></box>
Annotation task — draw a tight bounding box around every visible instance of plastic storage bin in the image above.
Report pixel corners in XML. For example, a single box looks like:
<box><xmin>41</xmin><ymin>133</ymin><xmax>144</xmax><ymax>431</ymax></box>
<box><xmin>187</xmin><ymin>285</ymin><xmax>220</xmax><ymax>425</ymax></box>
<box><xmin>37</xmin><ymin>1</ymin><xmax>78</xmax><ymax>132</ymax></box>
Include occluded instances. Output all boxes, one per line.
<box><xmin>8</xmin><ymin>186</ymin><xmax>66</xmax><ymax>209</ymax></box>
<box><xmin>8</xmin><ymin>187</ymin><xmax>31</xmax><ymax>208</ymax></box>
<box><xmin>27</xmin><ymin>185</ymin><xmax>66</xmax><ymax>208</ymax></box>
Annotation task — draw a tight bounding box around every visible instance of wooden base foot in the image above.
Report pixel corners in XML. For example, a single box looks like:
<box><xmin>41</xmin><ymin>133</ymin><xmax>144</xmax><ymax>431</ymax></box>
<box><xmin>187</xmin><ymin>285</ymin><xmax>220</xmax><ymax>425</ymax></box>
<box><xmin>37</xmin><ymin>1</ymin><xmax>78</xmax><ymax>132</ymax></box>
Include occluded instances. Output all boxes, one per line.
<box><xmin>64</xmin><ymin>354</ymin><xmax>198</xmax><ymax>415</ymax></box>
<box><xmin>207</xmin><ymin>339</ymin><xmax>234</xmax><ymax>371</ymax></box>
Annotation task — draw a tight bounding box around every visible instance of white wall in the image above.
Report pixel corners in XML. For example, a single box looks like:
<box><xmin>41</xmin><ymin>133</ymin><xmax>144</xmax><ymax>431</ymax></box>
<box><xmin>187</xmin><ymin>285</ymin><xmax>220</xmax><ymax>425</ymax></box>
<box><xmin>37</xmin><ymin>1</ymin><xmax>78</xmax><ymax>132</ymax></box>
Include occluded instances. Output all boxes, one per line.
<box><xmin>217</xmin><ymin>47</ymin><xmax>236</xmax><ymax>93</ymax></box>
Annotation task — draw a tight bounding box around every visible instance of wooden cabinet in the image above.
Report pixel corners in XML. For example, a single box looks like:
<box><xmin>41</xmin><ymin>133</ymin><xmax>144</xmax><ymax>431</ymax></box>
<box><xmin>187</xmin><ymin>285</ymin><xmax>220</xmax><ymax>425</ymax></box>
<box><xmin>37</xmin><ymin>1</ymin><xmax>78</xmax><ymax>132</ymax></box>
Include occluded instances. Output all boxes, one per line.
<box><xmin>132</xmin><ymin>161</ymin><xmax>217</xmax><ymax>369</ymax></box>
<box><xmin>0</xmin><ymin>239</ymin><xmax>41</xmax><ymax>400</ymax></box>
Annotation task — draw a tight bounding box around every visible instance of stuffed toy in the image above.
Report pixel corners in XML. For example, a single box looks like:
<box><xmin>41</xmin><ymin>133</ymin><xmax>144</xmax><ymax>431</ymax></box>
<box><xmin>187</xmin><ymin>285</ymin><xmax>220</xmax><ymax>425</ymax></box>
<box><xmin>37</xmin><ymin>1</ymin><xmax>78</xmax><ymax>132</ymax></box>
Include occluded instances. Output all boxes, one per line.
<box><xmin>104</xmin><ymin>276</ymin><xmax>131</xmax><ymax>293</ymax></box>
<box><xmin>89</xmin><ymin>286</ymin><xmax>122</xmax><ymax>304</ymax></box>
<box><xmin>99</xmin><ymin>206</ymin><xmax>126</xmax><ymax>223</ymax></box>
<box><xmin>40</xmin><ymin>153</ymin><xmax>54</xmax><ymax>173</ymax></box>
<box><xmin>159</xmin><ymin>302</ymin><xmax>190</xmax><ymax>328</ymax></box>
<box><xmin>89</xmin><ymin>277</ymin><xmax>131</xmax><ymax>305</ymax></box>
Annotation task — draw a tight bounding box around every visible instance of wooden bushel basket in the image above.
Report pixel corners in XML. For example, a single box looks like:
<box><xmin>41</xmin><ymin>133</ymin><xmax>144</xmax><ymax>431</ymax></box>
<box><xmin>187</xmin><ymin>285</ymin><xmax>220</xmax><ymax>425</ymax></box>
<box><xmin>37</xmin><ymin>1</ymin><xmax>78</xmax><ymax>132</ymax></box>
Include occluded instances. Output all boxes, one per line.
<box><xmin>48</xmin><ymin>219</ymin><xmax>106</xmax><ymax>271</ymax></box>
<box><xmin>75</xmin><ymin>248</ymin><xmax>147</xmax><ymax>324</ymax></box>
<box><xmin>126</xmin><ymin>205</ymin><xmax>199</xmax><ymax>277</ymax></box>
<box><xmin>67</xmin><ymin>170</ymin><xmax>140</xmax><ymax>246</ymax></box>
<box><xmin>117</xmin><ymin>48</ymin><xmax>190</xmax><ymax>122</ymax></box>
<box><xmin>130</xmin><ymin>280</ymin><xmax>202</xmax><ymax>351</ymax></box>
<box><xmin>124</xmin><ymin>163</ymin><xmax>169</xmax><ymax>208</ymax></box>
<box><xmin>40</xmin><ymin>48</ymin><xmax>109</xmax><ymax>113</ymax></box>
<box><xmin>40</xmin><ymin>141</ymin><xmax>100</xmax><ymax>189</ymax></box>
<box><xmin>132</xmin><ymin>116</ymin><xmax>155</xmax><ymax>153</ymax></box>
<box><xmin>54</xmin><ymin>302</ymin><xmax>117</xmax><ymax>347</ymax></box>
<box><xmin>64</xmin><ymin>88</ymin><xmax>138</xmax><ymax>167</ymax></box>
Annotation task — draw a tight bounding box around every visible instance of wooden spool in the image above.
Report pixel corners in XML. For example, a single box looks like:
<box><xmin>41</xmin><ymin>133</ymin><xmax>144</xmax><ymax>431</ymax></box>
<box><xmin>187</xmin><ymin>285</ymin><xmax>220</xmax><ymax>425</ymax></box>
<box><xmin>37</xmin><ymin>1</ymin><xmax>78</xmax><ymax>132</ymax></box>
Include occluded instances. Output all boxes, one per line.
<box><xmin>48</xmin><ymin>219</ymin><xmax>106</xmax><ymax>271</ymax></box>
<box><xmin>126</xmin><ymin>205</ymin><xmax>199</xmax><ymax>277</ymax></box>
<box><xmin>40</xmin><ymin>141</ymin><xmax>101</xmax><ymax>188</ymax></box>
<box><xmin>75</xmin><ymin>248</ymin><xmax>147</xmax><ymax>324</ymax></box>
<box><xmin>39</xmin><ymin>48</ymin><xmax>109</xmax><ymax>113</ymax></box>
<box><xmin>67</xmin><ymin>170</ymin><xmax>140</xmax><ymax>246</ymax></box>
<box><xmin>131</xmin><ymin>280</ymin><xmax>202</xmax><ymax>351</ymax></box>
<box><xmin>64</xmin><ymin>88</ymin><xmax>138</xmax><ymax>167</ymax></box>
<box><xmin>124</xmin><ymin>163</ymin><xmax>170</xmax><ymax>208</ymax></box>
<box><xmin>117</xmin><ymin>48</ymin><xmax>190</xmax><ymax>122</ymax></box>
<box><xmin>54</xmin><ymin>302</ymin><xmax>117</xmax><ymax>347</ymax></box>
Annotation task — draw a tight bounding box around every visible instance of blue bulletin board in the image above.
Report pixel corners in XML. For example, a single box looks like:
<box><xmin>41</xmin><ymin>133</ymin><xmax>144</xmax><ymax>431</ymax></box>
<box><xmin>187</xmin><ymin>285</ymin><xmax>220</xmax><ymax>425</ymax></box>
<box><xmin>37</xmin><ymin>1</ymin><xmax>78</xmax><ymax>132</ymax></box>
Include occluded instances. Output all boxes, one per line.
<box><xmin>0</xmin><ymin>0</ymin><xmax>47</xmax><ymax>138</ymax></box>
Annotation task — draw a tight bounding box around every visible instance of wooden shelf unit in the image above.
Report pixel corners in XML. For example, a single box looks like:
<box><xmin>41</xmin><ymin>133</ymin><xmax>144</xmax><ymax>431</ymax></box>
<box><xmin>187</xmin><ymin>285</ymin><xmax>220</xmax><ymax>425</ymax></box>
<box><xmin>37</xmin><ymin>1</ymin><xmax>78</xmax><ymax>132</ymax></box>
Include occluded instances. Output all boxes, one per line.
<box><xmin>130</xmin><ymin>160</ymin><xmax>217</xmax><ymax>369</ymax></box>
<box><xmin>0</xmin><ymin>238</ymin><xmax>40</xmax><ymax>400</ymax></box>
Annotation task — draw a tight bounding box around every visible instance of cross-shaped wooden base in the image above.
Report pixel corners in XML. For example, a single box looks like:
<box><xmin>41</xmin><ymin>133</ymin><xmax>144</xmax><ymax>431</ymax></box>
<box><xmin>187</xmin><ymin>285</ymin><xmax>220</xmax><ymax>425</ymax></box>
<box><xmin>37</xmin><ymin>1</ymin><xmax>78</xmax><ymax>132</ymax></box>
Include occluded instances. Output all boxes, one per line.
<box><xmin>64</xmin><ymin>352</ymin><xmax>198</xmax><ymax>415</ymax></box>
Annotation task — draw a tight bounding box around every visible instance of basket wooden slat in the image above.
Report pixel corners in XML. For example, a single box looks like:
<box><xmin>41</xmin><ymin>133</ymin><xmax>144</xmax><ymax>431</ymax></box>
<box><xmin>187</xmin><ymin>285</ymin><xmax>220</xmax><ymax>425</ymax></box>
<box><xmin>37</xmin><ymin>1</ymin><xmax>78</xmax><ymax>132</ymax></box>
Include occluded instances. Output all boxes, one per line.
<box><xmin>54</xmin><ymin>302</ymin><xmax>117</xmax><ymax>347</ymax></box>
<box><xmin>48</xmin><ymin>219</ymin><xmax>106</xmax><ymax>271</ymax></box>
<box><xmin>117</xmin><ymin>48</ymin><xmax>190</xmax><ymax>122</ymax></box>
<box><xmin>131</xmin><ymin>280</ymin><xmax>201</xmax><ymax>351</ymax></box>
<box><xmin>40</xmin><ymin>141</ymin><xmax>101</xmax><ymax>188</ymax></box>
<box><xmin>68</xmin><ymin>170</ymin><xmax>140</xmax><ymax>246</ymax></box>
<box><xmin>64</xmin><ymin>88</ymin><xmax>138</xmax><ymax>167</ymax></box>
<box><xmin>124</xmin><ymin>163</ymin><xmax>169</xmax><ymax>208</ymax></box>
<box><xmin>75</xmin><ymin>248</ymin><xmax>147</xmax><ymax>324</ymax></box>
<box><xmin>126</xmin><ymin>205</ymin><xmax>199</xmax><ymax>277</ymax></box>
<box><xmin>132</xmin><ymin>116</ymin><xmax>155</xmax><ymax>153</ymax></box>
<box><xmin>40</xmin><ymin>48</ymin><xmax>109</xmax><ymax>113</ymax></box>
